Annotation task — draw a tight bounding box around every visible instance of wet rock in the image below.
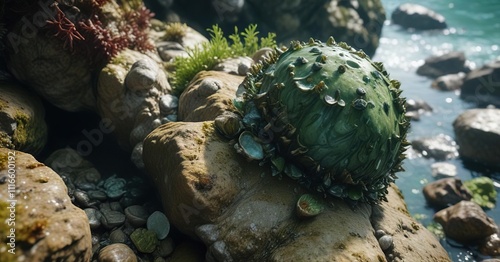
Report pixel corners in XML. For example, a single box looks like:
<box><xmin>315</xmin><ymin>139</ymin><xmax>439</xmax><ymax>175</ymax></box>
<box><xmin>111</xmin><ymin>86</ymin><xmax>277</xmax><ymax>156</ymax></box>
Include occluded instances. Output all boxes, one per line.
<box><xmin>378</xmin><ymin>235</ymin><xmax>393</xmax><ymax>251</ymax></box>
<box><xmin>178</xmin><ymin>71</ymin><xmax>244</xmax><ymax>121</ymax></box>
<box><xmin>0</xmin><ymin>82</ymin><xmax>47</xmax><ymax>154</ymax></box>
<box><xmin>45</xmin><ymin>148</ymin><xmax>101</xmax><ymax>188</ymax></box>
<box><xmin>431</xmin><ymin>162</ymin><xmax>457</xmax><ymax>179</ymax></box>
<box><xmin>157</xmin><ymin>41</ymin><xmax>187</xmax><ymax>62</ymax></box>
<box><xmin>417</xmin><ymin>52</ymin><xmax>470</xmax><ymax>78</ymax></box>
<box><xmin>125</xmin><ymin>205</ymin><xmax>149</xmax><ymax>227</ymax></box>
<box><xmin>479</xmin><ymin>233</ymin><xmax>500</xmax><ymax>257</ymax></box>
<box><xmin>97</xmin><ymin>48</ymin><xmax>172</xmax><ymax>151</ymax></box>
<box><xmin>5</xmin><ymin>28</ymin><xmax>95</xmax><ymax>111</ymax></box>
<box><xmin>391</xmin><ymin>3</ymin><xmax>447</xmax><ymax>30</ymax></box>
<box><xmin>431</xmin><ymin>72</ymin><xmax>465</xmax><ymax>91</ymax></box>
<box><xmin>147</xmin><ymin>211</ymin><xmax>170</xmax><ymax>240</ymax></box>
<box><xmin>88</xmin><ymin>190</ymin><xmax>108</xmax><ymax>201</ymax></box>
<box><xmin>98</xmin><ymin>243</ymin><xmax>137</xmax><ymax>262</ymax></box>
<box><xmin>453</xmin><ymin>109</ymin><xmax>500</xmax><ymax>168</ymax></box>
<box><xmin>154</xmin><ymin>237</ymin><xmax>175</xmax><ymax>257</ymax></box>
<box><xmin>460</xmin><ymin>59</ymin><xmax>500</xmax><ymax>107</ymax></box>
<box><xmin>130</xmin><ymin>228</ymin><xmax>159</xmax><ymax>253</ymax></box>
<box><xmin>434</xmin><ymin>201</ymin><xmax>498</xmax><ymax>243</ymax></box>
<box><xmin>103</xmin><ymin>175</ymin><xmax>127</xmax><ymax>200</ymax></box>
<box><xmin>411</xmin><ymin>134</ymin><xmax>459</xmax><ymax>160</ymax></box>
<box><xmin>75</xmin><ymin>190</ymin><xmax>98</xmax><ymax>208</ymax></box>
<box><xmin>85</xmin><ymin>208</ymin><xmax>103</xmax><ymax>230</ymax></box>
<box><xmin>405</xmin><ymin>99</ymin><xmax>433</xmax><ymax>121</ymax></box>
<box><xmin>143</xmin><ymin>121</ymin><xmax>450</xmax><ymax>261</ymax></box>
<box><xmin>0</xmin><ymin>149</ymin><xmax>92</xmax><ymax>261</ymax></box>
<box><xmin>423</xmin><ymin>178</ymin><xmax>472</xmax><ymax>209</ymax></box>
<box><xmin>109</xmin><ymin>229</ymin><xmax>128</xmax><ymax>244</ymax></box>
<box><xmin>101</xmin><ymin>209</ymin><xmax>126</xmax><ymax>229</ymax></box>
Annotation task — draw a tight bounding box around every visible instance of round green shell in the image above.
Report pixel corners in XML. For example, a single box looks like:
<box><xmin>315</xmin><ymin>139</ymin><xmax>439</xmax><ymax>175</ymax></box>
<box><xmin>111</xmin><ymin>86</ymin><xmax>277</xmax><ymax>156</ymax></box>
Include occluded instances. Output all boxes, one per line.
<box><xmin>236</xmin><ymin>38</ymin><xmax>410</xmax><ymax>203</ymax></box>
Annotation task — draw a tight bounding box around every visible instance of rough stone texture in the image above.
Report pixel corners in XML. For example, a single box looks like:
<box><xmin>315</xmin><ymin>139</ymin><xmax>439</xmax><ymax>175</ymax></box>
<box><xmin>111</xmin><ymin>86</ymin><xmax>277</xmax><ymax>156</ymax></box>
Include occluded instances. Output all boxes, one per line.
<box><xmin>5</xmin><ymin>28</ymin><xmax>95</xmax><ymax>112</ymax></box>
<box><xmin>143</xmin><ymin>121</ymin><xmax>450</xmax><ymax>262</ymax></box>
<box><xmin>0</xmin><ymin>149</ymin><xmax>92</xmax><ymax>261</ymax></box>
<box><xmin>434</xmin><ymin>201</ymin><xmax>498</xmax><ymax>243</ymax></box>
<box><xmin>97</xmin><ymin>48</ymin><xmax>172</xmax><ymax>151</ymax></box>
<box><xmin>168</xmin><ymin>0</ymin><xmax>385</xmax><ymax>57</ymax></box>
<box><xmin>453</xmin><ymin>109</ymin><xmax>500</xmax><ymax>168</ymax></box>
<box><xmin>479</xmin><ymin>233</ymin><xmax>500</xmax><ymax>257</ymax></box>
<box><xmin>391</xmin><ymin>3</ymin><xmax>447</xmax><ymax>30</ymax></box>
<box><xmin>416</xmin><ymin>52</ymin><xmax>470</xmax><ymax>79</ymax></box>
<box><xmin>405</xmin><ymin>99</ymin><xmax>433</xmax><ymax>121</ymax></box>
<box><xmin>431</xmin><ymin>73</ymin><xmax>466</xmax><ymax>91</ymax></box>
<box><xmin>460</xmin><ymin>59</ymin><xmax>500</xmax><ymax>107</ymax></box>
<box><xmin>411</xmin><ymin>134</ymin><xmax>459</xmax><ymax>160</ymax></box>
<box><xmin>422</xmin><ymin>178</ymin><xmax>472</xmax><ymax>209</ymax></box>
<box><xmin>178</xmin><ymin>71</ymin><xmax>243</xmax><ymax>122</ymax></box>
<box><xmin>0</xmin><ymin>82</ymin><xmax>47</xmax><ymax>155</ymax></box>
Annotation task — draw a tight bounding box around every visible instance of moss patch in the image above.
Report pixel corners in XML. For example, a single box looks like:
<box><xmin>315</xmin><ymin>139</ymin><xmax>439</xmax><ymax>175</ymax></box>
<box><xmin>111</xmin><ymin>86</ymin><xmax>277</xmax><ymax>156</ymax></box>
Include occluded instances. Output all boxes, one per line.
<box><xmin>12</xmin><ymin>110</ymin><xmax>30</xmax><ymax>148</ymax></box>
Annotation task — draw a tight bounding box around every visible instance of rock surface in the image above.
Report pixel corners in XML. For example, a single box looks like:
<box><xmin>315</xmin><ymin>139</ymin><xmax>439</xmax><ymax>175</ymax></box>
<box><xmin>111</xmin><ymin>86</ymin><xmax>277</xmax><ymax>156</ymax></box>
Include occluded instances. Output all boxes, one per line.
<box><xmin>143</xmin><ymin>121</ymin><xmax>450</xmax><ymax>262</ymax></box>
<box><xmin>423</xmin><ymin>178</ymin><xmax>472</xmax><ymax>209</ymax></box>
<box><xmin>0</xmin><ymin>81</ymin><xmax>47</xmax><ymax>155</ymax></box>
<box><xmin>434</xmin><ymin>201</ymin><xmax>498</xmax><ymax>243</ymax></box>
<box><xmin>96</xmin><ymin>48</ymin><xmax>173</xmax><ymax>151</ymax></box>
<box><xmin>431</xmin><ymin>73</ymin><xmax>465</xmax><ymax>91</ymax></box>
<box><xmin>178</xmin><ymin>71</ymin><xmax>243</xmax><ymax>121</ymax></box>
<box><xmin>391</xmin><ymin>3</ymin><xmax>447</xmax><ymax>30</ymax></box>
<box><xmin>0</xmin><ymin>148</ymin><xmax>92</xmax><ymax>261</ymax></box>
<box><xmin>459</xmin><ymin>59</ymin><xmax>500</xmax><ymax>107</ymax></box>
<box><xmin>453</xmin><ymin>109</ymin><xmax>500</xmax><ymax>168</ymax></box>
<box><xmin>411</xmin><ymin>134</ymin><xmax>459</xmax><ymax>160</ymax></box>
<box><xmin>416</xmin><ymin>52</ymin><xmax>469</xmax><ymax>78</ymax></box>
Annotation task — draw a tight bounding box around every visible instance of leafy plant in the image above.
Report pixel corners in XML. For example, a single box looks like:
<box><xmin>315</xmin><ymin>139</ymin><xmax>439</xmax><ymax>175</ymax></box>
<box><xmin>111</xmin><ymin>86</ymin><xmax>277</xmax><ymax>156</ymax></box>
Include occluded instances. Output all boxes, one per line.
<box><xmin>172</xmin><ymin>24</ymin><xmax>276</xmax><ymax>94</ymax></box>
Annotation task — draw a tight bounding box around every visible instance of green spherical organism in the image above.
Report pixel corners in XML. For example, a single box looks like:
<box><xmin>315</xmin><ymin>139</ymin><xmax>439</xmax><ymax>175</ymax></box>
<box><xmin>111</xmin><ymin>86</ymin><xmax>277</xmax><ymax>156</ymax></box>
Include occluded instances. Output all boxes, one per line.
<box><xmin>235</xmin><ymin>38</ymin><xmax>410</xmax><ymax>203</ymax></box>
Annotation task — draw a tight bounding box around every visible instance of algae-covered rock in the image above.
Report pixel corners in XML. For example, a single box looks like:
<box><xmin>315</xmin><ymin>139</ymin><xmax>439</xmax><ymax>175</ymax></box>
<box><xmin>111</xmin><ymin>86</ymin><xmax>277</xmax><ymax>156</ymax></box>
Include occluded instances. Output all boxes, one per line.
<box><xmin>0</xmin><ymin>82</ymin><xmax>47</xmax><ymax>155</ymax></box>
<box><xmin>463</xmin><ymin>177</ymin><xmax>497</xmax><ymax>209</ymax></box>
<box><xmin>0</xmin><ymin>149</ymin><xmax>92</xmax><ymax>261</ymax></box>
<box><xmin>143</xmin><ymin>121</ymin><xmax>449</xmax><ymax>261</ymax></box>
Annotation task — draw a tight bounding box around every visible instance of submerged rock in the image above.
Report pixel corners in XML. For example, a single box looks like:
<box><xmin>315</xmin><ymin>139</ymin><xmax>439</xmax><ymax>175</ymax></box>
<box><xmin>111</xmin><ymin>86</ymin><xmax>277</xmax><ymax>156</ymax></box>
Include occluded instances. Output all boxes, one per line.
<box><xmin>416</xmin><ymin>52</ymin><xmax>469</xmax><ymax>78</ymax></box>
<box><xmin>0</xmin><ymin>149</ymin><xmax>92</xmax><ymax>261</ymax></box>
<box><xmin>411</xmin><ymin>134</ymin><xmax>459</xmax><ymax>160</ymax></box>
<box><xmin>0</xmin><ymin>82</ymin><xmax>47</xmax><ymax>155</ymax></box>
<box><xmin>391</xmin><ymin>3</ymin><xmax>447</xmax><ymax>30</ymax></box>
<box><xmin>431</xmin><ymin>72</ymin><xmax>465</xmax><ymax>91</ymax></box>
<box><xmin>453</xmin><ymin>109</ymin><xmax>500</xmax><ymax>168</ymax></box>
<box><xmin>459</xmin><ymin>59</ymin><xmax>500</xmax><ymax>107</ymax></box>
<box><xmin>143</xmin><ymin>121</ymin><xmax>450</xmax><ymax>261</ymax></box>
<box><xmin>423</xmin><ymin>178</ymin><xmax>472</xmax><ymax>209</ymax></box>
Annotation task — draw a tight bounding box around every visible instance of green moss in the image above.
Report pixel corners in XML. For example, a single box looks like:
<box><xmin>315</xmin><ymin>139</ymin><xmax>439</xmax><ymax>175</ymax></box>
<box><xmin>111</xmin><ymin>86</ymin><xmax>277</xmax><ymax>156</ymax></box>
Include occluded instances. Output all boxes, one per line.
<box><xmin>426</xmin><ymin>222</ymin><xmax>444</xmax><ymax>239</ymax></box>
<box><xmin>0</xmin><ymin>201</ymin><xmax>20</xmax><ymax>262</ymax></box>
<box><xmin>172</xmin><ymin>24</ymin><xmax>276</xmax><ymax>94</ymax></box>
<box><xmin>463</xmin><ymin>176</ymin><xmax>497</xmax><ymax>209</ymax></box>
<box><xmin>162</xmin><ymin>22</ymin><xmax>188</xmax><ymax>42</ymax></box>
<box><xmin>12</xmin><ymin>110</ymin><xmax>29</xmax><ymax>147</ymax></box>
<box><xmin>0</xmin><ymin>151</ymin><xmax>7</xmax><ymax>170</ymax></box>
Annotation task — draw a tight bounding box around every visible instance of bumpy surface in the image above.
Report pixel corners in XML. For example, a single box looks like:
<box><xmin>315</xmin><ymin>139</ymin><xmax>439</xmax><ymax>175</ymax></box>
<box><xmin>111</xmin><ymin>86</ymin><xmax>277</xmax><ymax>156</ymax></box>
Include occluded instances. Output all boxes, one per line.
<box><xmin>236</xmin><ymin>38</ymin><xmax>410</xmax><ymax>203</ymax></box>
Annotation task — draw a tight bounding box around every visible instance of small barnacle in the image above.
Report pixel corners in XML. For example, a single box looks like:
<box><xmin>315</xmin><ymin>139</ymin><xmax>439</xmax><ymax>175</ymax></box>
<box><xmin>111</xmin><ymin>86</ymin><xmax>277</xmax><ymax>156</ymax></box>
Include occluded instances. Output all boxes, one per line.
<box><xmin>292</xmin><ymin>41</ymin><xmax>303</xmax><ymax>50</ymax></box>
<box><xmin>337</xmin><ymin>65</ymin><xmax>346</xmax><ymax>74</ymax></box>
<box><xmin>383</xmin><ymin>102</ymin><xmax>390</xmax><ymax>115</ymax></box>
<box><xmin>352</xmin><ymin>99</ymin><xmax>368</xmax><ymax>110</ymax></box>
<box><xmin>309</xmin><ymin>47</ymin><xmax>322</xmax><ymax>54</ymax></box>
<box><xmin>316</xmin><ymin>55</ymin><xmax>328</xmax><ymax>63</ymax></box>
<box><xmin>287</xmin><ymin>63</ymin><xmax>296</xmax><ymax>71</ymax></box>
<box><xmin>312</xmin><ymin>62</ymin><xmax>323</xmax><ymax>72</ymax></box>
<box><xmin>294</xmin><ymin>56</ymin><xmax>309</xmax><ymax>65</ymax></box>
<box><xmin>313</xmin><ymin>81</ymin><xmax>327</xmax><ymax>93</ymax></box>
<box><xmin>356</xmin><ymin>87</ymin><xmax>366</xmax><ymax>96</ymax></box>
<box><xmin>326</xmin><ymin>36</ymin><xmax>336</xmax><ymax>46</ymax></box>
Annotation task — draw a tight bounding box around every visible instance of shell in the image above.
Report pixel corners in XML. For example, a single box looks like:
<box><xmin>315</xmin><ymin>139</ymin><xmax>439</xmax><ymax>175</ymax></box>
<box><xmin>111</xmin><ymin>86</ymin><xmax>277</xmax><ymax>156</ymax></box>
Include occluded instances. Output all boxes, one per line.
<box><xmin>98</xmin><ymin>243</ymin><xmax>138</xmax><ymax>262</ymax></box>
<box><xmin>378</xmin><ymin>235</ymin><xmax>393</xmax><ymax>251</ymax></box>
<box><xmin>295</xmin><ymin>194</ymin><xmax>325</xmax><ymax>219</ymax></box>
<box><xmin>236</xmin><ymin>131</ymin><xmax>264</xmax><ymax>160</ymax></box>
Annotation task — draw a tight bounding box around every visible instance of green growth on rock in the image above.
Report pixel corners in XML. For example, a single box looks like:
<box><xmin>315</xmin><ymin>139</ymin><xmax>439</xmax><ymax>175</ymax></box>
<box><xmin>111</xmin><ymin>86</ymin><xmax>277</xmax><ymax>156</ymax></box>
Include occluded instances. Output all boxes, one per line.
<box><xmin>463</xmin><ymin>176</ymin><xmax>497</xmax><ymax>209</ymax></box>
<box><xmin>172</xmin><ymin>24</ymin><xmax>276</xmax><ymax>94</ymax></box>
<box><xmin>234</xmin><ymin>38</ymin><xmax>410</xmax><ymax>204</ymax></box>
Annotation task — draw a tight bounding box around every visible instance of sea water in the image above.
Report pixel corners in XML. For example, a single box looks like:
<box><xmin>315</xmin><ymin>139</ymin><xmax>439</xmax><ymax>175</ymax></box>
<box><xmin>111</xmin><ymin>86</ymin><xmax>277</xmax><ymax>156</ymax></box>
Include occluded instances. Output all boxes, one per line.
<box><xmin>375</xmin><ymin>0</ymin><xmax>500</xmax><ymax>261</ymax></box>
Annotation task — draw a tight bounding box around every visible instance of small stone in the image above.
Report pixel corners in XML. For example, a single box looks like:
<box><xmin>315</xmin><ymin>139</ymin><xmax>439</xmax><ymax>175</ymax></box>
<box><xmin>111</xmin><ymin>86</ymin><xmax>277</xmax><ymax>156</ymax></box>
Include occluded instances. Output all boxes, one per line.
<box><xmin>75</xmin><ymin>190</ymin><xmax>97</xmax><ymax>208</ymax></box>
<box><xmin>88</xmin><ymin>190</ymin><xmax>107</xmax><ymax>201</ymax></box>
<box><xmin>110</xmin><ymin>202</ymin><xmax>123</xmax><ymax>212</ymax></box>
<box><xmin>84</xmin><ymin>208</ymin><xmax>102</xmax><ymax>230</ymax></box>
<box><xmin>375</xmin><ymin>229</ymin><xmax>386</xmax><ymax>239</ymax></box>
<box><xmin>130</xmin><ymin>228</ymin><xmax>159</xmax><ymax>253</ymax></box>
<box><xmin>125</xmin><ymin>205</ymin><xmax>149</xmax><ymax>227</ymax></box>
<box><xmin>101</xmin><ymin>209</ymin><xmax>126</xmax><ymax>229</ymax></box>
<box><xmin>98</xmin><ymin>243</ymin><xmax>137</xmax><ymax>262</ymax></box>
<box><xmin>159</xmin><ymin>94</ymin><xmax>179</xmax><ymax>115</ymax></box>
<box><xmin>109</xmin><ymin>229</ymin><xmax>128</xmax><ymax>244</ymax></box>
<box><xmin>154</xmin><ymin>237</ymin><xmax>175</xmax><ymax>257</ymax></box>
<box><xmin>379</xmin><ymin>235</ymin><xmax>393</xmax><ymax>251</ymax></box>
<box><xmin>76</xmin><ymin>181</ymin><xmax>96</xmax><ymax>191</ymax></box>
<box><xmin>103</xmin><ymin>175</ymin><xmax>127</xmax><ymax>200</ymax></box>
<box><xmin>147</xmin><ymin>211</ymin><xmax>170</xmax><ymax>240</ymax></box>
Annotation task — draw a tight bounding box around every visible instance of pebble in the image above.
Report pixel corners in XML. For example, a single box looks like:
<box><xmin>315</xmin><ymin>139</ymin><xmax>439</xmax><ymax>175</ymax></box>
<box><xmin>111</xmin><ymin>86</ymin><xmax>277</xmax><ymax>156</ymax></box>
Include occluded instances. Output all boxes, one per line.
<box><xmin>98</xmin><ymin>243</ymin><xmax>138</xmax><ymax>262</ymax></box>
<box><xmin>147</xmin><ymin>211</ymin><xmax>170</xmax><ymax>240</ymax></box>
<box><xmin>379</xmin><ymin>235</ymin><xmax>393</xmax><ymax>251</ymax></box>
<box><xmin>109</xmin><ymin>201</ymin><xmax>123</xmax><ymax>212</ymax></box>
<box><xmin>84</xmin><ymin>208</ymin><xmax>102</xmax><ymax>230</ymax></box>
<box><xmin>109</xmin><ymin>229</ymin><xmax>128</xmax><ymax>244</ymax></box>
<box><xmin>88</xmin><ymin>190</ymin><xmax>108</xmax><ymax>201</ymax></box>
<box><xmin>103</xmin><ymin>175</ymin><xmax>127</xmax><ymax>200</ymax></box>
<box><xmin>154</xmin><ymin>237</ymin><xmax>175</xmax><ymax>257</ymax></box>
<box><xmin>76</xmin><ymin>181</ymin><xmax>96</xmax><ymax>191</ymax></box>
<box><xmin>125</xmin><ymin>205</ymin><xmax>149</xmax><ymax>227</ymax></box>
<box><xmin>159</xmin><ymin>94</ymin><xmax>179</xmax><ymax>115</ymax></box>
<box><xmin>125</xmin><ymin>59</ymin><xmax>159</xmax><ymax>91</ymax></box>
<box><xmin>375</xmin><ymin>229</ymin><xmax>386</xmax><ymax>239</ymax></box>
<box><xmin>101</xmin><ymin>209</ymin><xmax>126</xmax><ymax>229</ymax></box>
<box><xmin>75</xmin><ymin>190</ymin><xmax>98</xmax><ymax>208</ymax></box>
<box><xmin>130</xmin><ymin>228</ymin><xmax>159</xmax><ymax>253</ymax></box>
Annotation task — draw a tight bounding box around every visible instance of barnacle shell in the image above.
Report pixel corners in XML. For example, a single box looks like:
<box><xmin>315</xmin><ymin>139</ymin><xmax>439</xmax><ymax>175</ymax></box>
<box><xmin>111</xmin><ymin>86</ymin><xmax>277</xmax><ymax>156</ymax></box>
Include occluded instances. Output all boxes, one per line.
<box><xmin>237</xmin><ymin>37</ymin><xmax>410</xmax><ymax>203</ymax></box>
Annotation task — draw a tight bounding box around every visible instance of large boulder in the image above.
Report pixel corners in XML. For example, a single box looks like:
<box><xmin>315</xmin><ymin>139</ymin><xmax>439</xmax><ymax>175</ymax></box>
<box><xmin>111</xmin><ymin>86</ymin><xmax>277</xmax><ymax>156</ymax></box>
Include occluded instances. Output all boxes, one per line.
<box><xmin>143</xmin><ymin>121</ymin><xmax>450</xmax><ymax>261</ymax></box>
<box><xmin>453</xmin><ymin>109</ymin><xmax>500</xmax><ymax>168</ymax></box>
<box><xmin>0</xmin><ymin>148</ymin><xmax>92</xmax><ymax>261</ymax></box>
<box><xmin>391</xmin><ymin>3</ymin><xmax>447</xmax><ymax>30</ymax></box>
<box><xmin>416</xmin><ymin>52</ymin><xmax>470</xmax><ymax>79</ymax></box>
<box><xmin>459</xmin><ymin>59</ymin><xmax>500</xmax><ymax>107</ymax></box>
<box><xmin>0</xmin><ymin>81</ymin><xmax>47</xmax><ymax>155</ymax></box>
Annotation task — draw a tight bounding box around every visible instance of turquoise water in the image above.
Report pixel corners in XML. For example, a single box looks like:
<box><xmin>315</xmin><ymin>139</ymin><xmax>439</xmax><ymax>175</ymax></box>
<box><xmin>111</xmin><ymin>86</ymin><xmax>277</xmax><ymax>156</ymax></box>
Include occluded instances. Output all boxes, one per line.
<box><xmin>375</xmin><ymin>0</ymin><xmax>500</xmax><ymax>261</ymax></box>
